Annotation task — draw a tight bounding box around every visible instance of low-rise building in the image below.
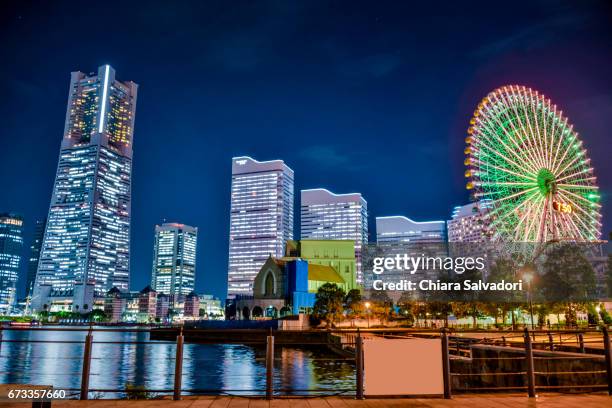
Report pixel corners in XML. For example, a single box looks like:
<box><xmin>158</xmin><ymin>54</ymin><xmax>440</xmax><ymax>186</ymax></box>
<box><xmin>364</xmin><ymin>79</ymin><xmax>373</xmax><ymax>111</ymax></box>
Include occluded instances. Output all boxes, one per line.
<box><xmin>236</xmin><ymin>256</ymin><xmax>346</xmax><ymax>320</ymax></box>
<box><xmin>184</xmin><ymin>292</ymin><xmax>200</xmax><ymax>318</ymax></box>
<box><xmin>199</xmin><ymin>294</ymin><xmax>223</xmax><ymax>319</ymax></box>
<box><xmin>156</xmin><ymin>293</ymin><xmax>171</xmax><ymax>321</ymax></box>
<box><xmin>138</xmin><ymin>285</ymin><xmax>157</xmax><ymax>322</ymax></box>
<box><xmin>104</xmin><ymin>287</ymin><xmax>125</xmax><ymax>323</ymax></box>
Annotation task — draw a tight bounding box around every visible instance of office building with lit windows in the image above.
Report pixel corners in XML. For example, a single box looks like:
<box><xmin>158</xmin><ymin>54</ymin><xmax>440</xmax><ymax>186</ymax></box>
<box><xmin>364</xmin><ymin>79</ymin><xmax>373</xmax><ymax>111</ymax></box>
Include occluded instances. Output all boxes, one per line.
<box><xmin>447</xmin><ymin>200</ymin><xmax>493</xmax><ymax>242</ymax></box>
<box><xmin>32</xmin><ymin>65</ymin><xmax>138</xmax><ymax>313</ymax></box>
<box><xmin>0</xmin><ymin>213</ymin><xmax>24</xmax><ymax>313</ymax></box>
<box><xmin>25</xmin><ymin>218</ymin><xmax>46</xmax><ymax>298</ymax></box>
<box><xmin>376</xmin><ymin>216</ymin><xmax>446</xmax><ymax>243</ymax></box>
<box><xmin>300</xmin><ymin>189</ymin><xmax>368</xmax><ymax>283</ymax></box>
<box><xmin>151</xmin><ymin>223</ymin><xmax>198</xmax><ymax>296</ymax></box>
<box><xmin>227</xmin><ymin>156</ymin><xmax>294</xmax><ymax>298</ymax></box>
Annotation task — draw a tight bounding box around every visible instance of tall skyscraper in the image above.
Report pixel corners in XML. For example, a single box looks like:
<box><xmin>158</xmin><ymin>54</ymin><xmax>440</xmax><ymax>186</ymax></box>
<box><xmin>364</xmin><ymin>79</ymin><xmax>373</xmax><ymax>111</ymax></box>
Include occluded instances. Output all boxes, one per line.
<box><xmin>33</xmin><ymin>65</ymin><xmax>137</xmax><ymax>311</ymax></box>
<box><xmin>25</xmin><ymin>218</ymin><xmax>46</xmax><ymax>297</ymax></box>
<box><xmin>300</xmin><ymin>189</ymin><xmax>368</xmax><ymax>283</ymax></box>
<box><xmin>228</xmin><ymin>156</ymin><xmax>294</xmax><ymax>298</ymax></box>
<box><xmin>0</xmin><ymin>213</ymin><xmax>24</xmax><ymax>313</ymax></box>
<box><xmin>447</xmin><ymin>200</ymin><xmax>493</xmax><ymax>242</ymax></box>
<box><xmin>376</xmin><ymin>216</ymin><xmax>446</xmax><ymax>243</ymax></box>
<box><xmin>151</xmin><ymin>223</ymin><xmax>198</xmax><ymax>296</ymax></box>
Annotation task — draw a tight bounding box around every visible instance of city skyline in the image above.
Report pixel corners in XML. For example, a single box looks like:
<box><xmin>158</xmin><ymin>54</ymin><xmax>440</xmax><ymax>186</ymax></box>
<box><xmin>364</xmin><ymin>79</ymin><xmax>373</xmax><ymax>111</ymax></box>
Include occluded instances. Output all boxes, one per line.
<box><xmin>1</xmin><ymin>1</ymin><xmax>611</xmax><ymax>301</ymax></box>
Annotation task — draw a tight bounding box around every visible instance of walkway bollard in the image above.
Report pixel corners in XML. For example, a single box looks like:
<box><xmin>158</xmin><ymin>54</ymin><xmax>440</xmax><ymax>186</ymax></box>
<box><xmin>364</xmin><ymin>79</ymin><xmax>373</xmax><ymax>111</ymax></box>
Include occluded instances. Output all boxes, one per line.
<box><xmin>266</xmin><ymin>333</ymin><xmax>274</xmax><ymax>400</ymax></box>
<box><xmin>578</xmin><ymin>333</ymin><xmax>585</xmax><ymax>353</ymax></box>
<box><xmin>80</xmin><ymin>328</ymin><xmax>93</xmax><ymax>400</ymax></box>
<box><xmin>173</xmin><ymin>329</ymin><xmax>184</xmax><ymax>400</ymax></box>
<box><xmin>441</xmin><ymin>329</ymin><xmax>452</xmax><ymax>399</ymax></box>
<box><xmin>603</xmin><ymin>327</ymin><xmax>612</xmax><ymax>396</ymax></box>
<box><xmin>523</xmin><ymin>328</ymin><xmax>536</xmax><ymax>398</ymax></box>
<box><xmin>355</xmin><ymin>331</ymin><xmax>364</xmax><ymax>399</ymax></box>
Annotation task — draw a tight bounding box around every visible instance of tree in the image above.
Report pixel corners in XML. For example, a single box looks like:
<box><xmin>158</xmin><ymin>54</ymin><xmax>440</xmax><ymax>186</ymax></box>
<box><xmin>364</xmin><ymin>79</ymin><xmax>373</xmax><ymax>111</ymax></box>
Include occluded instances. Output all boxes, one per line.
<box><xmin>397</xmin><ymin>292</ymin><xmax>416</xmax><ymax>324</ymax></box>
<box><xmin>344</xmin><ymin>289</ymin><xmax>363</xmax><ymax>318</ymax></box>
<box><xmin>586</xmin><ymin>303</ymin><xmax>599</xmax><ymax>327</ymax></box>
<box><xmin>540</xmin><ymin>244</ymin><xmax>597</xmax><ymax>327</ymax></box>
<box><xmin>368</xmin><ymin>290</ymin><xmax>393</xmax><ymax>322</ymax></box>
<box><xmin>485</xmin><ymin>257</ymin><xmax>523</xmax><ymax>327</ymax></box>
<box><xmin>450</xmin><ymin>266</ymin><xmax>485</xmax><ymax>328</ymax></box>
<box><xmin>88</xmin><ymin>309</ymin><xmax>107</xmax><ymax>322</ymax></box>
<box><xmin>313</xmin><ymin>283</ymin><xmax>346</xmax><ymax>325</ymax></box>
<box><xmin>599</xmin><ymin>304</ymin><xmax>612</xmax><ymax>325</ymax></box>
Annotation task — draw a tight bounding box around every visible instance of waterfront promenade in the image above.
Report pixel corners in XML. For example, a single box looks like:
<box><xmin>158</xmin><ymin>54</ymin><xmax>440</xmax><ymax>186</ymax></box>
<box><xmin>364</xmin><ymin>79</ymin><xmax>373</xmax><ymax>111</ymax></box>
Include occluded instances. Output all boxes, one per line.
<box><xmin>4</xmin><ymin>394</ymin><xmax>612</xmax><ymax>407</ymax></box>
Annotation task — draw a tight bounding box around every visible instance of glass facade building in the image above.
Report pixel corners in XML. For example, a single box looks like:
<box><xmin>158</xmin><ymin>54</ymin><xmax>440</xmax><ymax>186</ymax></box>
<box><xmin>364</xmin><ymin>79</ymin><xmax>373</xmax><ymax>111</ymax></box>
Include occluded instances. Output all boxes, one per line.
<box><xmin>0</xmin><ymin>213</ymin><xmax>24</xmax><ymax>313</ymax></box>
<box><xmin>376</xmin><ymin>216</ymin><xmax>446</xmax><ymax>243</ymax></box>
<box><xmin>300</xmin><ymin>189</ymin><xmax>368</xmax><ymax>283</ymax></box>
<box><xmin>151</xmin><ymin>223</ymin><xmax>198</xmax><ymax>296</ymax></box>
<box><xmin>227</xmin><ymin>156</ymin><xmax>294</xmax><ymax>298</ymax></box>
<box><xmin>34</xmin><ymin>65</ymin><xmax>138</xmax><ymax>308</ymax></box>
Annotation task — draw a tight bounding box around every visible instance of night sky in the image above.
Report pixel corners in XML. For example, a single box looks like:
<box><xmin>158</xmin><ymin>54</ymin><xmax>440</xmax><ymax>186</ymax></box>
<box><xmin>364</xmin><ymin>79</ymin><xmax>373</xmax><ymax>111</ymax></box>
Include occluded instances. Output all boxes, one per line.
<box><xmin>1</xmin><ymin>1</ymin><xmax>611</xmax><ymax>301</ymax></box>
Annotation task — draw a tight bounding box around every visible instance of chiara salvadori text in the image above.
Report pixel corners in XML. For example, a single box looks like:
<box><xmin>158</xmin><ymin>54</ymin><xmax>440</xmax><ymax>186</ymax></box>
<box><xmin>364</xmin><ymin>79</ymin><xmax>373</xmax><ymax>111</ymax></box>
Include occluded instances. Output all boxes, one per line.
<box><xmin>372</xmin><ymin>279</ymin><xmax>524</xmax><ymax>291</ymax></box>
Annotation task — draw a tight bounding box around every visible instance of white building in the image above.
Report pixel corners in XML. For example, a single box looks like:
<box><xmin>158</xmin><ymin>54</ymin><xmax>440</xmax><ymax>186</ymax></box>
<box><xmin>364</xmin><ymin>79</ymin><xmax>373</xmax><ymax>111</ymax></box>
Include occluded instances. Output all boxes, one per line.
<box><xmin>227</xmin><ymin>156</ymin><xmax>294</xmax><ymax>298</ymax></box>
<box><xmin>376</xmin><ymin>216</ymin><xmax>446</xmax><ymax>243</ymax></box>
<box><xmin>300</xmin><ymin>189</ymin><xmax>368</xmax><ymax>283</ymax></box>
<box><xmin>151</xmin><ymin>223</ymin><xmax>198</xmax><ymax>296</ymax></box>
<box><xmin>447</xmin><ymin>200</ymin><xmax>493</xmax><ymax>242</ymax></box>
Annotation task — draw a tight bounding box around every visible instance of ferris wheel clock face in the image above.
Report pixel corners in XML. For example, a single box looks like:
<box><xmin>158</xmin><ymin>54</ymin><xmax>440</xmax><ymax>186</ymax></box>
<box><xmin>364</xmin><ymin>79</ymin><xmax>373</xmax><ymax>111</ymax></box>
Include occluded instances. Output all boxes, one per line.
<box><xmin>465</xmin><ymin>85</ymin><xmax>602</xmax><ymax>243</ymax></box>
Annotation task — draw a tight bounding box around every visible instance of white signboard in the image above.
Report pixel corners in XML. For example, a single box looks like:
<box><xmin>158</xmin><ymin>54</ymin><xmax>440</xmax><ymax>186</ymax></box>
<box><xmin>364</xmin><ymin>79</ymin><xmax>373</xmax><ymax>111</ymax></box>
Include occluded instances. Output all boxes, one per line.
<box><xmin>363</xmin><ymin>337</ymin><xmax>444</xmax><ymax>396</ymax></box>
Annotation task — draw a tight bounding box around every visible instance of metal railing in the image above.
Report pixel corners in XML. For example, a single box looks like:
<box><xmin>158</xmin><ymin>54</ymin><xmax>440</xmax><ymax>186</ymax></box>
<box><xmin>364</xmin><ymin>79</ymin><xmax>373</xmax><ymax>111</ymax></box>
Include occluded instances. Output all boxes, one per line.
<box><xmin>0</xmin><ymin>325</ymin><xmax>611</xmax><ymax>400</ymax></box>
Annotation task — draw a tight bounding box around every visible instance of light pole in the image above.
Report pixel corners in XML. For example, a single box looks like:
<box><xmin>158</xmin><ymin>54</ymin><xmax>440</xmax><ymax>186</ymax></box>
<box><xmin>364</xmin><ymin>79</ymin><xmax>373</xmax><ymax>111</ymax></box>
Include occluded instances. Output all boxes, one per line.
<box><xmin>520</xmin><ymin>268</ymin><xmax>535</xmax><ymax>330</ymax></box>
<box><xmin>365</xmin><ymin>302</ymin><xmax>371</xmax><ymax>329</ymax></box>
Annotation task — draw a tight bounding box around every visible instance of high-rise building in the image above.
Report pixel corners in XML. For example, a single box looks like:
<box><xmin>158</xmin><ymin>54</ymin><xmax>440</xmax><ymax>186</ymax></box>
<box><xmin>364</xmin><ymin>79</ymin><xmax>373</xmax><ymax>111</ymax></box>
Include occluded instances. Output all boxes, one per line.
<box><xmin>300</xmin><ymin>189</ymin><xmax>368</xmax><ymax>283</ymax></box>
<box><xmin>376</xmin><ymin>216</ymin><xmax>446</xmax><ymax>243</ymax></box>
<box><xmin>0</xmin><ymin>213</ymin><xmax>24</xmax><ymax>313</ymax></box>
<box><xmin>151</xmin><ymin>223</ymin><xmax>198</xmax><ymax>296</ymax></box>
<box><xmin>447</xmin><ymin>200</ymin><xmax>493</xmax><ymax>242</ymax></box>
<box><xmin>25</xmin><ymin>218</ymin><xmax>46</xmax><ymax>297</ymax></box>
<box><xmin>33</xmin><ymin>65</ymin><xmax>138</xmax><ymax>311</ymax></box>
<box><xmin>227</xmin><ymin>156</ymin><xmax>294</xmax><ymax>298</ymax></box>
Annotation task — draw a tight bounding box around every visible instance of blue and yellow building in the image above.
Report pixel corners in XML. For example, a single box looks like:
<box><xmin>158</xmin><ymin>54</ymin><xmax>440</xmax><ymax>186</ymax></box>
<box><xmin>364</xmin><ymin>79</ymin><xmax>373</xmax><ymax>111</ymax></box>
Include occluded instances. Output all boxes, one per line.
<box><xmin>235</xmin><ymin>240</ymin><xmax>357</xmax><ymax>319</ymax></box>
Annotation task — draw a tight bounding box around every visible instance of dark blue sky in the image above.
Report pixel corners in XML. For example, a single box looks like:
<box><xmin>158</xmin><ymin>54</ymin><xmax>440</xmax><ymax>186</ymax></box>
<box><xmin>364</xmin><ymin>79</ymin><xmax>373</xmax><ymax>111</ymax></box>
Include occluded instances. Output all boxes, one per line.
<box><xmin>1</xmin><ymin>1</ymin><xmax>611</xmax><ymax>301</ymax></box>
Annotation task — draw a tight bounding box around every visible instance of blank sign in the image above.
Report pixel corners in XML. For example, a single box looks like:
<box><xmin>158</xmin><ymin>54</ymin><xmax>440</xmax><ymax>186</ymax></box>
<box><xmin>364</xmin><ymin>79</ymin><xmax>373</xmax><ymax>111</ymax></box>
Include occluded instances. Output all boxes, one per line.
<box><xmin>363</xmin><ymin>337</ymin><xmax>443</xmax><ymax>396</ymax></box>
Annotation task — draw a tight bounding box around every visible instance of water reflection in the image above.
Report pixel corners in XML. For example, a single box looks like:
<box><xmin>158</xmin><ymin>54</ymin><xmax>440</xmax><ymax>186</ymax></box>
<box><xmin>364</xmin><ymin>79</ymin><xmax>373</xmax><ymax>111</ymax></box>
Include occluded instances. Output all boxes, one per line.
<box><xmin>0</xmin><ymin>328</ymin><xmax>354</xmax><ymax>397</ymax></box>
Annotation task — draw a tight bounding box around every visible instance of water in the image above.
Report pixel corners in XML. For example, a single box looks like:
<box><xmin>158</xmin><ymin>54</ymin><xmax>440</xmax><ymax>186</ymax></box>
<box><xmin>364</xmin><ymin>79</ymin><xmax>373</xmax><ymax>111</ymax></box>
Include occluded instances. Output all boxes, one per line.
<box><xmin>0</xmin><ymin>328</ymin><xmax>355</xmax><ymax>398</ymax></box>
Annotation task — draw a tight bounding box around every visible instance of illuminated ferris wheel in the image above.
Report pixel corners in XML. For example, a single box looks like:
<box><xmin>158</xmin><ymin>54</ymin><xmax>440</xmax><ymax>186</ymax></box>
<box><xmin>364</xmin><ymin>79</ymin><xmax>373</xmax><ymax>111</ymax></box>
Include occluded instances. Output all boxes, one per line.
<box><xmin>465</xmin><ymin>85</ymin><xmax>602</xmax><ymax>242</ymax></box>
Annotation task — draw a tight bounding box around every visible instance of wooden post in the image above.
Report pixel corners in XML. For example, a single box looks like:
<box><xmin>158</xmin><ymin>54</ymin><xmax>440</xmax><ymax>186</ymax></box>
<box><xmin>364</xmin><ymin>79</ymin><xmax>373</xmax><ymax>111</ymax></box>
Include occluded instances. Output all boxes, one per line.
<box><xmin>266</xmin><ymin>334</ymin><xmax>274</xmax><ymax>400</ymax></box>
<box><xmin>578</xmin><ymin>333</ymin><xmax>585</xmax><ymax>353</ymax></box>
<box><xmin>355</xmin><ymin>331</ymin><xmax>364</xmax><ymax>399</ymax></box>
<box><xmin>441</xmin><ymin>329</ymin><xmax>452</xmax><ymax>399</ymax></box>
<box><xmin>524</xmin><ymin>328</ymin><xmax>536</xmax><ymax>398</ymax></box>
<box><xmin>80</xmin><ymin>329</ymin><xmax>93</xmax><ymax>400</ymax></box>
<box><xmin>603</xmin><ymin>327</ymin><xmax>612</xmax><ymax>396</ymax></box>
<box><xmin>548</xmin><ymin>332</ymin><xmax>554</xmax><ymax>351</ymax></box>
<box><xmin>173</xmin><ymin>330</ymin><xmax>184</xmax><ymax>400</ymax></box>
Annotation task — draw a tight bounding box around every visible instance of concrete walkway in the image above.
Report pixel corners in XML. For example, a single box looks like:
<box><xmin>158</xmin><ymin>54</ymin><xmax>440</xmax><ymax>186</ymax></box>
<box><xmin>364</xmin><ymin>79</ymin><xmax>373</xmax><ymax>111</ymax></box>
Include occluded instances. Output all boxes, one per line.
<box><xmin>4</xmin><ymin>394</ymin><xmax>612</xmax><ymax>408</ymax></box>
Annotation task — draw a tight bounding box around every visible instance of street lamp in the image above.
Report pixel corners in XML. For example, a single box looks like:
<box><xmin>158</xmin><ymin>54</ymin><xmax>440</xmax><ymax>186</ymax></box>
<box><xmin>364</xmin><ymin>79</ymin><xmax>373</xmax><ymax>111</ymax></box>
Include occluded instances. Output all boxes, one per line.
<box><xmin>364</xmin><ymin>302</ymin><xmax>371</xmax><ymax>329</ymax></box>
<box><xmin>519</xmin><ymin>265</ymin><xmax>535</xmax><ymax>330</ymax></box>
